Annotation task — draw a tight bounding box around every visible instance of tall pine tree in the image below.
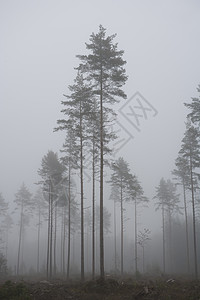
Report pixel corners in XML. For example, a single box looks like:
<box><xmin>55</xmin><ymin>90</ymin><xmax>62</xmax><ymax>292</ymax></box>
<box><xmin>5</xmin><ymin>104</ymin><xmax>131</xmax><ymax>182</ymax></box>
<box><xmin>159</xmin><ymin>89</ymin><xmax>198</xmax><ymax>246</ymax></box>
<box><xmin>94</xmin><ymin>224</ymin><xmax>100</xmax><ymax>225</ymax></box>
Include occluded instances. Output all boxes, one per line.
<box><xmin>77</xmin><ymin>25</ymin><xmax>127</xmax><ymax>278</ymax></box>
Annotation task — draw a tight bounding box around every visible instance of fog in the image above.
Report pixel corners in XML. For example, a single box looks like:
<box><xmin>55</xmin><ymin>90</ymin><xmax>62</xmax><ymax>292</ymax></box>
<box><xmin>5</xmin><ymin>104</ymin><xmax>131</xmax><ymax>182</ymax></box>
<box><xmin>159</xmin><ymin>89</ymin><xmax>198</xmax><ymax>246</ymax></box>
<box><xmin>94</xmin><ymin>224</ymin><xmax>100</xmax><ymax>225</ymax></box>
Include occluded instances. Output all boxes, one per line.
<box><xmin>1</xmin><ymin>0</ymin><xmax>200</xmax><ymax>279</ymax></box>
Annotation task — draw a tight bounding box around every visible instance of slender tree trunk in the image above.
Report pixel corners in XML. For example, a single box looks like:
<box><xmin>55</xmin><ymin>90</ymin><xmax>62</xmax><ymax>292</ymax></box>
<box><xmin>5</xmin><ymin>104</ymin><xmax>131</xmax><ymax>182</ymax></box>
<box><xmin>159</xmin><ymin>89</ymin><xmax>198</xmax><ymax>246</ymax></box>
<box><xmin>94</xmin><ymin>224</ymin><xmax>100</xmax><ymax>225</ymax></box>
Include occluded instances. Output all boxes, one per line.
<box><xmin>5</xmin><ymin>227</ymin><xmax>9</xmax><ymax>261</ymax></box>
<box><xmin>37</xmin><ymin>206</ymin><xmax>41</xmax><ymax>273</ymax></box>
<box><xmin>168</xmin><ymin>211</ymin><xmax>173</xmax><ymax>273</ymax></box>
<box><xmin>189</xmin><ymin>154</ymin><xmax>198</xmax><ymax>279</ymax></box>
<box><xmin>67</xmin><ymin>166</ymin><xmax>71</xmax><ymax>279</ymax></box>
<box><xmin>46</xmin><ymin>182</ymin><xmax>51</xmax><ymax>278</ymax></box>
<box><xmin>50</xmin><ymin>183</ymin><xmax>53</xmax><ymax>279</ymax></box>
<box><xmin>120</xmin><ymin>182</ymin><xmax>123</xmax><ymax>276</ymax></box>
<box><xmin>162</xmin><ymin>203</ymin><xmax>166</xmax><ymax>274</ymax></box>
<box><xmin>54</xmin><ymin>202</ymin><xmax>57</xmax><ymax>276</ymax></box>
<box><xmin>114</xmin><ymin>199</ymin><xmax>117</xmax><ymax>273</ymax></box>
<box><xmin>17</xmin><ymin>201</ymin><xmax>24</xmax><ymax>276</ymax></box>
<box><xmin>21</xmin><ymin>229</ymin><xmax>25</xmax><ymax>275</ymax></box>
<box><xmin>80</xmin><ymin>102</ymin><xmax>85</xmax><ymax>281</ymax></box>
<box><xmin>183</xmin><ymin>182</ymin><xmax>190</xmax><ymax>273</ymax></box>
<box><xmin>92</xmin><ymin>143</ymin><xmax>95</xmax><ymax>279</ymax></box>
<box><xmin>99</xmin><ymin>46</ymin><xmax>104</xmax><ymax>279</ymax></box>
<box><xmin>63</xmin><ymin>203</ymin><xmax>66</xmax><ymax>275</ymax></box>
<box><xmin>142</xmin><ymin>246</ymin><xmax>145</xmax><ymax>273</ymax></box>
<box><xmin>60</xmin><ymin>207</ymin><xmax>63</xmax><ymax>274</ymax></box>
<box><xmin>135</xmin><ymin>199</ymin><xmax>138</xmax><ymax>276</ymax></box>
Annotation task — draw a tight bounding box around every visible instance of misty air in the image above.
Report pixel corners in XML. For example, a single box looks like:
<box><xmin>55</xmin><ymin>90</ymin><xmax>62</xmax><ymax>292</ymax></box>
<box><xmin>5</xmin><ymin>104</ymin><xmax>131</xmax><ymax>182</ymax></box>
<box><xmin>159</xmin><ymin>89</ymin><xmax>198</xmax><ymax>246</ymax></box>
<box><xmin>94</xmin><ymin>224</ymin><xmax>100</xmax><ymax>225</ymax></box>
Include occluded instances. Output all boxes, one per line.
<box><xmin>1</xmin><ymin>1</ymin><xmax>200</xmax><ymax>299</ymax></box>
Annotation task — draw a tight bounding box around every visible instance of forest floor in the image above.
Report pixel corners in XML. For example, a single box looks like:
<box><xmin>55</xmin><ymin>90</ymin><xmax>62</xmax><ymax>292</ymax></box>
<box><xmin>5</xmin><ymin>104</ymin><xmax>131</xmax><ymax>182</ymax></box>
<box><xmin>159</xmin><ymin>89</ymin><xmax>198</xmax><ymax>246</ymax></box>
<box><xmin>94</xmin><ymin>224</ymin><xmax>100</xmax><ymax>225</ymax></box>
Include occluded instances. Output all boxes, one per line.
<box><xmin>1</xmin><ymin>276</ymin><xmax>200</xmax><ymax>299</ymax></box>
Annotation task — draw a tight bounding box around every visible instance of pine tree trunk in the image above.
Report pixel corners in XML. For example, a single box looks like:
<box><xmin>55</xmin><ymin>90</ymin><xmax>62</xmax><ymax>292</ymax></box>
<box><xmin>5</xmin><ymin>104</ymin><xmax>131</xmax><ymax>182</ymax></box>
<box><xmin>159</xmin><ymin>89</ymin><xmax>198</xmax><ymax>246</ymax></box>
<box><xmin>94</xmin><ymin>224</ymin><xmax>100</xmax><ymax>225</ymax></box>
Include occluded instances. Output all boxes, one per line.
<box><xmin>135</xmin><ymin>199</ymin><xmax>138</xmax><ymax>276</ymax></box>
<box><xmin>63</xmin><ymin>203</ymin><xmax>66</xmax><ymax>275</ymax></box>
<box><xmin>37</xmin><ymin>206</ymin><xmax>41</xmax><ymax>273</ymax></box>
<box><xmin>46</xmin><ymin>182</ymin><xmax>51</xmax><ymax>278</ymax></box>
<box><xmin>168</xmin><ymin>211</ymin><xmax>173</xmax><ymax>273</ymax></box>
<box><xmin>99</xmin><ymin>48</ymin><xmax>104</xmax><ymax>279</ymax></box>
<box><xmin>120</xmin><ymin>182</ymin><xmax>123</xmax><ymax>276</ymax></box>
<box><xmin>17</xmin><ymin>201</ymin><xmax>24</xmax><ymax>276</ymax></box>
<box><xmin>189</xmin><ymin>154</ymin><xmax>198</xmax><ymax>279</ymax></box>
<box><xmin>142</xmin><ymin>246</ymin><xmax>145</xmax><ymax>274</ymax></box>
<box><xmin>60</xmin><ymin>207</ymin><xmax>63</xmax><ymax>274</ymax></box>
<box><xmin>114</xmin><ymin>199</ymin><xmax>117</xmax><ymax>273</ymax></box>
<box><xmin>92</xmin><ymin>142</ymin><xmax>95</xmax><ymax>279</ymax></box>
<box><xmin>183</xmin><ymin>182</ymin><xmax>190</xmax><ymax>273</ymax></box>
<box><xmin>50</xmin><ymin>183</ymin><xmax>53</xmax><ymax>279</ymax></box>
<box><xmin>80</xmin><ymin>102</ymin><xmax>85</xmax><ymax>281</ymax></box>
<box><xmin>67</xmin><ymin>166</ymin><xmax>71</xmax><ymax>279</ymax></box>
<box><xmin>53</xmin><ymin>202</ymin><xmax>57</xmax><ymax>276</ymax></box>
<box><xmin>162</xmin><ymin>203</ymin><xmax>166</xmax><ymax>274</ymax></box>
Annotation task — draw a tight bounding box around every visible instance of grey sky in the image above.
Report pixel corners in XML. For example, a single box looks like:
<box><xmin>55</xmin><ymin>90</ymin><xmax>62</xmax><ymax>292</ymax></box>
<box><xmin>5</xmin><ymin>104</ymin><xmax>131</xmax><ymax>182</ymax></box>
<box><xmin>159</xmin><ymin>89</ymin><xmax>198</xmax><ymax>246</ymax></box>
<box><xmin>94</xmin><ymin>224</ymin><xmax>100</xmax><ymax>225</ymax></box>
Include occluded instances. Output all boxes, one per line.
<box><xmin>1</xmin><ymin>0</ymin><xmax>200</xmax><ymax>210</ymax></box>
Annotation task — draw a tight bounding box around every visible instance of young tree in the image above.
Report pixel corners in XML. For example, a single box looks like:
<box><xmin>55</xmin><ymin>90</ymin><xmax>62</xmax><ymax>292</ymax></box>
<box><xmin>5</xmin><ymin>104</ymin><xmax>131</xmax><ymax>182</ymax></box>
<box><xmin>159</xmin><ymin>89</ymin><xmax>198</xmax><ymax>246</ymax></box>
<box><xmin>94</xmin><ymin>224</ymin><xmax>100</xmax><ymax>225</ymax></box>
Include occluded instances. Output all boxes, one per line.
<box><xmin>14</xmin><ymin>183</ymin><xmax>32</xmax><ymax>276</ymax></box>
<box><xmin>77</xmin><ymin>25</ymin><xmax>128</xmax><ymax>278</ymax></box>
<box><xmin>179</xmin><ymin>121</ymin><xmax>200</xmax><ymax>279</ymax></box>
<box><xmin>138</xmin><ymin>228</ymin><xmax>151</xmax><ymax>273</ymax></box>
<box><xmin>110</xmin><ymin>157</ymin><xmax>132</xmax><ymax>276</ymax></box>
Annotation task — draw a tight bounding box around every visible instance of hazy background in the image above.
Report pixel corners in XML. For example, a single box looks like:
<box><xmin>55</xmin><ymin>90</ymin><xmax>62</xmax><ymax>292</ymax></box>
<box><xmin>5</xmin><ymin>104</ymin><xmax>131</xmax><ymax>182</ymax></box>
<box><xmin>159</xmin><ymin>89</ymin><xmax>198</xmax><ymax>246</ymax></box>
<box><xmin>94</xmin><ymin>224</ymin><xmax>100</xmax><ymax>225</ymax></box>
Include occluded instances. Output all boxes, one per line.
<box><xmin>1</xmin><ymin>0</ymin><xmax>200</xmax><ymax>234</ymax></box>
